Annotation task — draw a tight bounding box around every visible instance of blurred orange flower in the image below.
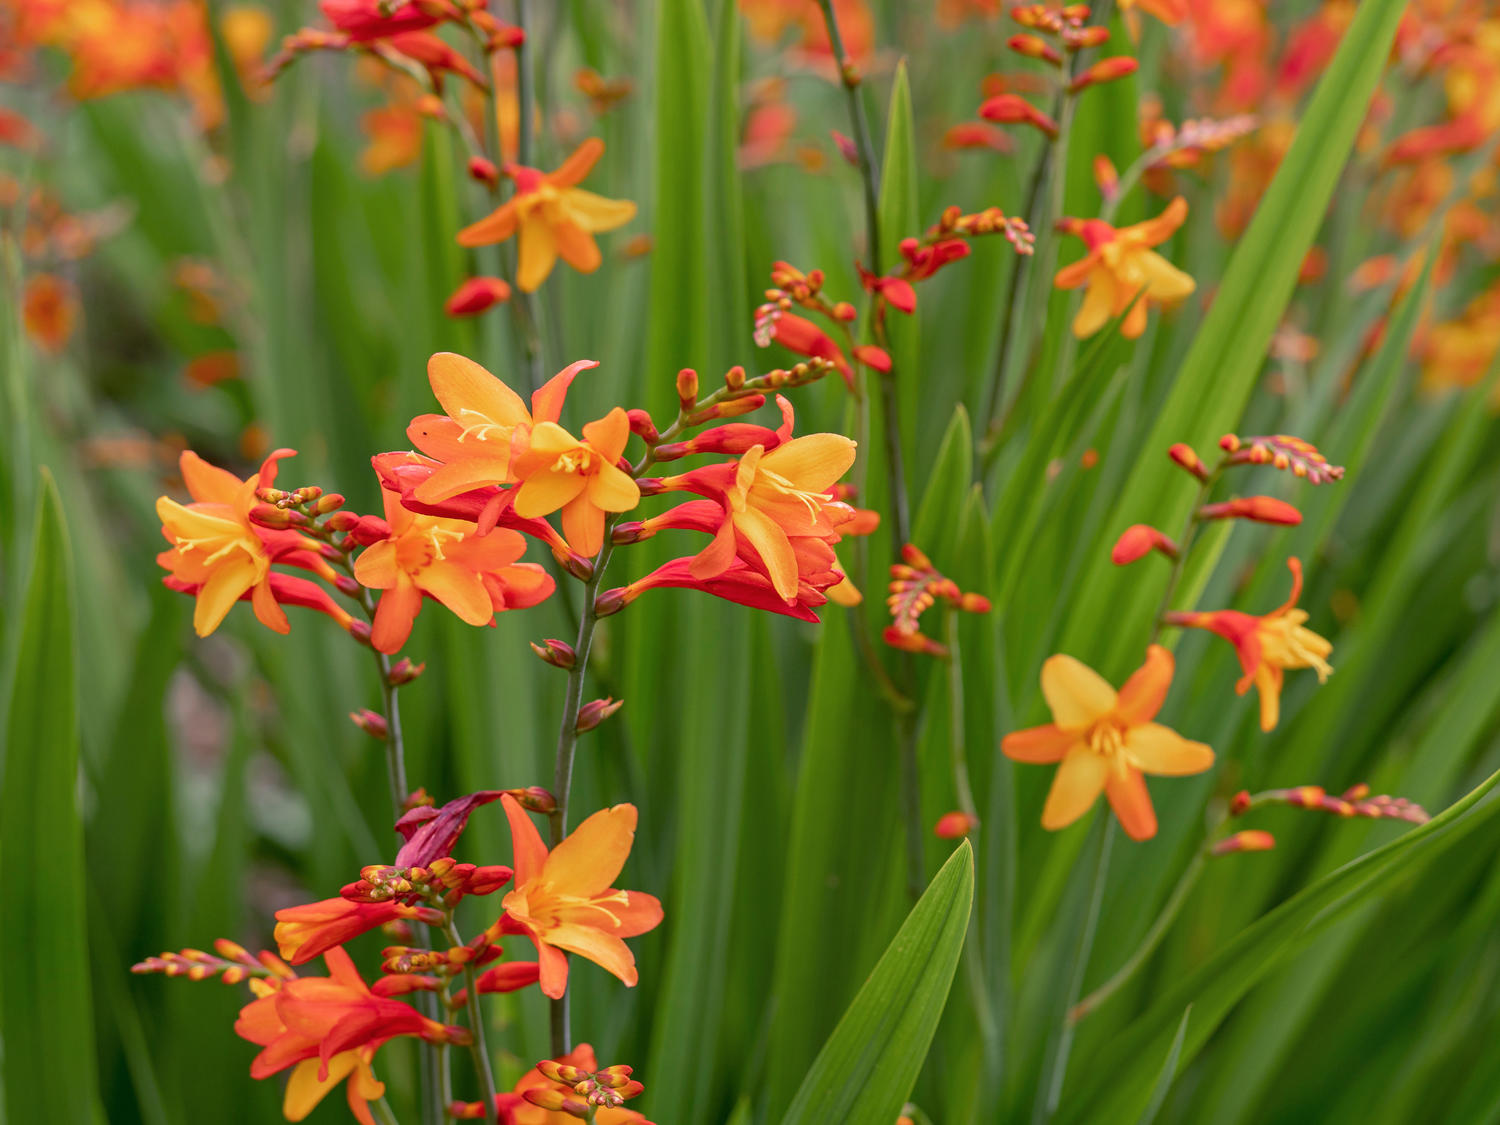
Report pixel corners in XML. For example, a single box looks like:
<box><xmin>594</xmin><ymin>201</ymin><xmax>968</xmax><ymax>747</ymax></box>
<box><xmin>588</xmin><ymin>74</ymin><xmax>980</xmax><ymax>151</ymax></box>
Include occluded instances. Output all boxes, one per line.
<box><xmin>457</xmin><ymin>138</ymin><xmax>636</xmax><ymax>291</ymax></box>
<box><xmin>20</xmin><ymin>273</ymin><xmax>78</xmax><ymax>354</ymax></box>
<box><xmin>1055</xmin><ymin>197</ymin><xmax>1195</xmax><ymax>339</ymax></box>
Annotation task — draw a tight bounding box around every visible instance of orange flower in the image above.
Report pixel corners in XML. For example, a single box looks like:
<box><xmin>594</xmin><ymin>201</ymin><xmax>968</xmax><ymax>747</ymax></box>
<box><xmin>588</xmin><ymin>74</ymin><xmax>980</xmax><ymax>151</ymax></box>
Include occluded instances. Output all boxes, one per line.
<box><xmin>273</xmin><ymin>897</ymin><xmax>442</xmax><ymax>966</ymax></box>
<box><xmin>1165</xmin><ymin>557</ymin><xmax>1333</xmax><ymax>731</ymax></box>
<box><xmin>352</xmin><ymin>487</ymin><xmax>554</xmax><ymax>653</ymax></box>
<box><xmin>21</xmin><ymin>273</ymin><xmax>78</xmax><ymax>354</ymax></box>
<box><xmin>456</xmin><ymin>138</ymin><xmax>636</xmax><ymax>291</ymax></box>
<box><xmin>499</xmin><ymin>794</ymin><xmax>663</xmax><ymax>999</ymax></box>
<box><xmin>509</xmin><ymin>408</ymin><xmax>641</xmax><ymax>557</ymax></box>
<box><xmin>663</xmin><ymin>434</ymin><xmax>856</xmax><ymax>603</ymax></box>
<box><xmin>234</xmin><ymin>947</ymin><xmax>464</xmax><ymax>1125</ymax></box>
<box><xmin>407</xmin><ymin>352</ymin><xmax>596</xmax><ymax>508</ymax></box>
<box><xmin>156</xmin><ymin>449</ymin><xmax>298</xmax><ymax>636</ymax></box>
<box><xmin>1054</xmin><ymin>197</ymin><xmax>1195</xmax><ymax>339</ymax></box>
<box><xmin>1002</xmin><ymin>645</ymin><xmax>1214</xmax><ymax>840</ymax></box>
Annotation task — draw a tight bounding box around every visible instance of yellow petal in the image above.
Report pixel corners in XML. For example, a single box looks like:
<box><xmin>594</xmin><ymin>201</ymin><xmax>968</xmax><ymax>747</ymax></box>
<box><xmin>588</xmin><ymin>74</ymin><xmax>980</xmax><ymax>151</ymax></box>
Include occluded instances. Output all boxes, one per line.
<box><xmin>193</xmin><ymin>555</ymin><xmax>259</xmax><ymax>636</ymax></box>
<box><xmin>543</xmin><ymin>923</ymin><xmax>638</xmax><ymax>986</ymax></box>
<box><xmin>1072</xmin><ymin>272</ymin><xmax>1116</xmax><ymax>338</ymax></box>
<box><xmin>179</xmin><ymin>450</ymin><xmax>246</xmax><ymax>505</ymax></box>
<box><xmin>415</xmin><ymin>560</ymin><xmax>494</xmax><ymax>626</ymax></box>
<box><xmin>563</xmin><ymin>188</ymin><xmax>637</xmax><ymax>232</ymax></box>
<box><xmin>761</xmin><ymin>433</ymin><xmax>857</xmax><ymax>491</ymax></box>
<box><xmin>1135</xmin><ymin>250</ymin><xmax>1196</xmax><ymax>302</ymax></box>
<box><xmin>1040</xmin><ymin>654</ymin><xmax>1117</xmax><ymax>729</ymax></box>
<box><xmin>284</xmin><ymin>1054</ymin><xmax>356</xmax><ymax>1121</ymax></box>
<box><xmin>1040</xmin><ymin>747</ymin><xmax>1109</xmax><ymax>830</ymax></box>
<box><xmin>514</xmin><ymin>469</ymin><xmax>588</xmax><ymax>518</ymax></box>
<box><xmin>353</xmin><ymin>540</ymin><xmax>399</xmax><ymax>589</ymax></box>
<box><xmin>426</xmin><ymin>351</ymin><xmax>530</xmax><ymax>429</ymax></box>
<box><xmin>588</xmin><ymin>464</ymin><xmax>642</xmax><ymax>513</ymax></box>
<box><xmin>735</xmin><ymin>507</ymin><xmax>799</xmax><ymax>602</ymax></box>
<box><xmin>582</xmin><ymin>407</ymin><xmax>631</xmax><ymax>462</ymax></box>
<box><xmin>1124</xmin><ymin>722</ymin><xmax>1214</xmax><ymax>776</ymax></box>
<box><xmin>517</xmin><ymin>215</ymin><xmax>558</xmax><ymax>292</ymax></box>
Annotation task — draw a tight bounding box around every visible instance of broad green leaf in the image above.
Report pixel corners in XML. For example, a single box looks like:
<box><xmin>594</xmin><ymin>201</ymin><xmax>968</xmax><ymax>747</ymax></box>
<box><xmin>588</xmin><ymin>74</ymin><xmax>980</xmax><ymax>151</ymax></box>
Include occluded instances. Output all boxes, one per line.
<box><xmin>780</xmin><ymin>841</ymin><xmax>975</xmax><ymax>1125</ymax></box>
<box><xmin>1</xmin><ymin>473</ymin><xmax>100</xmax><ymax>1125</ymax></box>
<box><xmin>913</xmin><ymin>404</ymin><xmax>974</xmax><ymax>561</ymax></box>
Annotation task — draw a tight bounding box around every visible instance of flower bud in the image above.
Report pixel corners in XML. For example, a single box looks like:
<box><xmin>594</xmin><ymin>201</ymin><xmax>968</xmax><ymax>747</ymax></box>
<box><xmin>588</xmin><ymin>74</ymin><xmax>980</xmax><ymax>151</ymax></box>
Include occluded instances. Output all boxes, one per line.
<box><xmin>959</xmin><ymin>592</ymin><xmax>992</xmax><ymax>614</ymax></box>
<box><xmin>676</xmin><ymin>368</ymin><xmax>699</xmax><ymax>409</ymax></box>
<box><xmin>851</xmin><ymin>344</ymin><xmax>892</xmax><ymax>372</ymax></box>
<box><xmin>611</xmin><ymin>521</ymin><xmax>652</xmax><ymax>544</ymax></box>
<box><xmin>507</xmin><ymin>786</ymin><xmax>557</xmax><ymax>813</ymax></box>
<box><xmin>979</xmin><ymin>94</ymin><xmax>1059</xmax><ymax>137</ymax></box>
<box><xmin>350</xmin><ymin>709</ymin><xmax>389</xmax><ymax>740</ymax></box>
<box><xmin>626</xmin><ymin>408</ymin><xmax>659</xmax><ymax>442</ymax></box>
<box><xmin>326</xmin><ymin>510</ymin><xmax>361</xmax><ymax>532</ymax></box>
<box><xmin>445</xmin><ymin>276</ymin><xmax>512</xmax><ymax>317</ymax></box>
<box><xmin>1197</xmin><ymin>496</ymin><xmax>1303</xmax><ymax>526</ymax></box>
<box><xmin>1070</xmin><ymin>56</ymin><xmax>1139</xmax><ymax>93</ymax></box>
<box><xmin>249</xmin><ymin>503</ymin><xmax>305</xmax><ymax>530</ymax></box>
<box><xmin>687</xmin><ymin>393</ymin><xmax>766</xmax><ymax>426</ymax></box>
<box><xmin>934</xmin><ymin>811</ymin><xmax>979</xmax><ymax>838</ymax></box>
<box><xmin>724</xmin><ymin>365</ymin><xmax>746</xmax><ymax>391</ymax></box>
<box><xmin>1008</xmin><ymin>33</ymin><xmax>1061</xmax><ymax>64</ymax></box>
<box><xmin>349</xmin><ymin>620</ymin><xmax>374</xmax><ymax>646</ymax></box>
<box><xmin>467</xmin><ymin>156</ymin><xmax>499</xmax><ymax>187</ymax></box>
<box><xmin>1064</xmin><ymin>25</ymin><xmax>1109</xmax><ymax>47</ymax></box>
<box><xmin>594</xmin><ymin>587</ymin><xmax>629</xmax><ymax>617</ymax></box>
<box><xmin>1093</xmin><ymin>154</ymin><xmax>1119</xmax><ymax>201</ymax></box>
<box><xmin>530</xmin><ymin>638</ymin><xmax>577</xmax><ymax>669</ymax></box>
<box><xmin>538</xmin><ymin>1060</ymin><xmax>588</xmax><ymax>1085</ymax></box>
<box><xmin>388</xmin><ymin>658</ymin><xmax>426</xmax><ymax>685</ymax></box>
<box><xmin>1211</xmin><ymin>830</ymin><xmax>1276</xmax><ymax>856</ymax></box>
<box><xmin>576</xmin><ymin>697</ymin><xmax>623</xmax><ymax>733</ymax></box>
<box><xmin>1111</xmin><ymin>524</ymin><xmax>1178</xmax><ymax>565</ymax></box>
<box><xmin>554</xmin><ymin>548</ymin><xmax>595</xmax><ymax>581</ymax></box>
<box><xmin>1168</xmin><ymin>442</ymin><xmax>1209</xmax><ymax>481</ymax></box>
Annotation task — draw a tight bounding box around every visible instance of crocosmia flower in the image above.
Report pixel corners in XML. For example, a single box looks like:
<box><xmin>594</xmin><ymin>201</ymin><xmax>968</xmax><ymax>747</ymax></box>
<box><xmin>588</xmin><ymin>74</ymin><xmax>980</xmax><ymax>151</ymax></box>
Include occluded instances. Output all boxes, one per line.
<box><xmin>352</xmin><ymin>487</ymin><xmax>555</xmax><ymax>653</ymax></box>
<box><xmin>1002</xmin><ymin>645</ymin><xmax>1213</xmax><ymax>840</ymax></box>
<box><xmin>499</xmin><ymin>794</ymin><xmax>663</xmax><ymax>999</ymax></box>
<box><xmin>1054</xmin><ymin>196</ymin><xmax>1196</xmax><ymax>339</ymax></box>
<box><xmin>499</xmin><ymin>1042</ymin><xmax>655</xmax><ymax>1124</ymax></box>
<box><xmin>456</xmin><ymin>138</ymin><xmax>637</xmax><ymax>291</ymax></box>
<box><xmin>156</xmin><ymin>449</ymin><xmax>298</xmax><ymax>637</ymax></box>
<box><xmin>1166</xmin><ymin>557</ymin><xmax>1333</xmax><ymax>731</ymax></box>
<box><xmin>510</xmin><ymin>408</ymin><xmax>641</xmax><ymax>557</ymax></box>
<box><xmin>234</xmin><ymin>946</ymin><xmax>465</xmax><ymax>1125</ymax></box>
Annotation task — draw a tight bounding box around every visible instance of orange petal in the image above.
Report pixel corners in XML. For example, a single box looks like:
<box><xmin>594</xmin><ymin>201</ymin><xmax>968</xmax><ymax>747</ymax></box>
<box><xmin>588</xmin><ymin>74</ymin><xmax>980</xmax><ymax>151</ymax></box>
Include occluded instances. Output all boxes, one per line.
<box><xmin>547</xmin><ymin>137</ymin><xmax>604</xmax><ymax>188</ymax></box>
<box><xmin>1040</xmin><ymin>654</ymin><xmax>1117</xmax><ymax>730</ymax></box>
<box><xmin>456</xmin><ymin>198</ymin><xmax>519</xmax><ymax>247</ymax></box>
<box><xmin>581</xmin><ymin>406</ymin><xmax>631</xmax><ymax>462</ymax></box>
<box><xmin>1040</xmin><ymin>747</ymin><xmax>1109</xmax><ymax>830</ymax></box>
<box><xmin>544</xmin><ymin>923</ymin><xmax>637</xmax><ymax>987</ymax></box>
<box><xmin>1105</xmin><ymin>767</ymin><xmax>1157</xmax><ymax>840</ymax></box>
<box><xmin>426</xmin><ymin>351</ymin><xmax>530</xmax><ymax>429</ymax></box>
<box><xmin>1116</xmin><ymin>644</ymin><xmax>1174</xmax><ymax>725</ymax></box>
<box><xmin>543</xmin><ymin>803</ymin><xmax>638</xmax><ymax>897</ymax></box>
<box><xmin>1001</xmin><ymin>724</ymin><xmax>1077</xmax><ymax>763</ymax></box>
<box><xmin>1124</xmin><ymin>722</ymin><xmax>1214</xmax><ymax>776</ymax></box>
<box><xmin>560</xmin><ymin>495</ymin><xmax>604</xmax><ymax>557</ymax></box>
<box><xmin>607</xmin><ymin>891</ymin><xmax>663</xmax><ymax>938</ymax></box>
<box><xmin>179</xmin><ymin>450</ymin><xmax>246</xmax><ymax>505</ymax></box>
<box><xmin>530</xmin><ymin>358</ymin><xmax>599</xmax><ymax>424</ymax></box>
<box><xmin>552</xmin><ymin>220</ymin><xmax>602</xmax><ymax>274</ymax></box>
<box><xmin>414</xmin><ymin>560</ymin><xmax>493</xmax><ymax>626</ymax></box>
<box><xmin>500</xmin><ymin>793</ymin><xmax>549</xmax><ymax>887</ymax></box>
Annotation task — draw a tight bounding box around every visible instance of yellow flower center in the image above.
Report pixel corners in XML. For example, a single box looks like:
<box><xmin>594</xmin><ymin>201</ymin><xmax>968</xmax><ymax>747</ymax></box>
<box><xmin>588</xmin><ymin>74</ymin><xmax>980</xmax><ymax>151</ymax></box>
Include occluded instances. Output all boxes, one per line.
<box><xmin>504</xmin><ymin>884</ymin><xmax>631</xmax><ymax>930</ymax></box>
<box><xmin>453</xmin><ymin>408</ymin><xmax>513</xmax><ymax>444</ymax></box>
<box><xmin>553</xmin><ymin>446</ymin><xmax>599</xmax><ymax>475</ymax></box>
<box><xmin>755</xmin><ymin>467</ymin><xmax>827</xmax><ymax>519</ymax></box>
<box><xmin>1258</xmin><ymin>614</ymin><xmax>1334</xmax><ymax>681</ymax></box>
<box><xmin>396</xmin><ymin>521</ymin><xmax>467</xmax><ymax>571</ymax></box>
<box><xmin>1085</xmin><ymin>718</ymin><xmax>1127</xmax><ymax>759</ymax></box>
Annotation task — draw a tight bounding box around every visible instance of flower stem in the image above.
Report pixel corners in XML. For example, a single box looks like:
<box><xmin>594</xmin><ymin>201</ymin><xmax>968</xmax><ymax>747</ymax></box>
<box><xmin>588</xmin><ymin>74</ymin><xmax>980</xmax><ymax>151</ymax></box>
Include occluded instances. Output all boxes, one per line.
<box><xmin>443</xmin><ymin>918</ymin><xmax>500</xmax><ymax>1114</ymax></box>
<box><xmin>1149</xmin><ymin>465</ymin><xmax>1222</xmax><ymax>644</ymax></box>
<box><xmin>371</xmin><ymin>1097</ymin><xmax>403</xmax><ymax>1125</ymax></box>
<box><xmin>1068</xmin><ymin>850</ymin><xmax>1205</xmax><ymax>1024</ymax></box>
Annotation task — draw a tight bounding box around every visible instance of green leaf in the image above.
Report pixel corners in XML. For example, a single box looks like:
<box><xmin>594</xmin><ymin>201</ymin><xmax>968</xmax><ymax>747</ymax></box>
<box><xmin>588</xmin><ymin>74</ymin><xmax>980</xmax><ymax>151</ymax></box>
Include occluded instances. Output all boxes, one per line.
<box><xmin>1136</xmin><ymin>1007</ymin><xmax>1191</xmax><ymax>1125</ymax></box>
<box><xmin>1</xmin><ymin>472</ymin><xmax>100</xmax><ymax>1124</ymax></box>
<box><xmin>780</xmin><ymin>841</ymin><xmax>975</xmax><ymax>1125</ymax></box>
<box><xmin>1055</xmin><ymin>766</ymin><xmax>1500</xmax><ymax>1123</ymax></box>
<box><xmin>912</xmin><ymin>404</ymin><xmax>974</xmax><ymax>561</ymax></box>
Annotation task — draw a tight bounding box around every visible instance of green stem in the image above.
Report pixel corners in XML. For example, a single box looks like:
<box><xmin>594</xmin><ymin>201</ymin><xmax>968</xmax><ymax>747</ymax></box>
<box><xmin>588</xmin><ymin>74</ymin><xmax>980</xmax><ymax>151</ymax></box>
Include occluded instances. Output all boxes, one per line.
<box><xmin>371</xmin><ymin>1097</ymin><xmax>403</xmax><ymax>1125</ymax></box>
<box><xmin>814</xmin><ymin>0</ymin><xmax>880</xmax><ymax>269</ymax></box>
<box><xmin>1149</xmin><ymin>465</ymin><xmax>1221</xmax><ymax>644</ymax></box>
<box><xmin>1035</xmin><ymin>817</ymin><xmax>1115</xmax><ymax>1122</ymax></box>
<box><xmin>1068</xmin><ymin>850</ymin><xmax>1205</xmax><ymax>1024</ymax></box>
<box><xmin>443</xmin><ymin>919</ymin><xmax>499</xmax><ymax>1114</ymax></box>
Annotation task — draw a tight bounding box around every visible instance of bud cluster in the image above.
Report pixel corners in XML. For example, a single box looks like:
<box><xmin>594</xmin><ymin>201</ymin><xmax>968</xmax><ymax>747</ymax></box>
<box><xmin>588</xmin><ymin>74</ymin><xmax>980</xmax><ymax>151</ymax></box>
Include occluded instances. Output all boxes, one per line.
<box><xmin>342</xmin><ymin>857</ymin><xmax>513</xmax><ymax>910</ymax></box>
<box><xmin>1219</xmin><ymin>433</ymin><xmax>1346</xmax><ymax>484</ymax></box>
<box><xmin>883</xmin><ymin>544</ymin><xmax>992</xmax><ymax>658</ymax></box>
<box><xmin>131</xmin><ymin>939</ymin><xmax>294</xmax><ymax>985</ymax></box>
<box><xmin>1233</xmin><ymin>783</ymin><xmax>1430</xmax><ymax>825</ymax></box>
<box><xmin>526</xmin><ymin>1059</ymin><xmax>645</xmax><ymax>1116</ymax></box>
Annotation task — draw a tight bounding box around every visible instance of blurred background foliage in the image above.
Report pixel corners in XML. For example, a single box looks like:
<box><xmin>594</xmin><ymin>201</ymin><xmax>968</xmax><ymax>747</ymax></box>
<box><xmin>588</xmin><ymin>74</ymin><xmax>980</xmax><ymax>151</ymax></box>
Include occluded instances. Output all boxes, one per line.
<box><xmin>4</xmin><ymin>0</ymin><xmax>1500</xmax><ymax>1122</ymax></box>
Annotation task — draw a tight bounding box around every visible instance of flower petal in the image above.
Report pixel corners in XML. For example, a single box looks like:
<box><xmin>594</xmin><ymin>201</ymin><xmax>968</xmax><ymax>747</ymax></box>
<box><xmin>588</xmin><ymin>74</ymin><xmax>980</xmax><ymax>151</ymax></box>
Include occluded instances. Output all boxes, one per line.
<box><xmin>544</xmin><ymin>924</ymin><xmax>637</xmax><ymax>987</ymax></box>
<box><xmin>456</xmin><ymin>198</ymin><xmax>519</xmax><ymax>247</ymax></box>
<box><xmin>1105</xmin><ymin>767</ymin><xmax>1158</xmax><ymax>840</ymax></box>
<box><xmin>513</xmin><ymin>470</ymin><xmax>588</xmax><ymax>518</ymax></box>
<box><xmin>1040</xmin><ymin>747</ymin><xmax>1109</xmax><ymax>830</ymax></box>
<box><xmin>1116</xmin><ymin>644</ymin><xmax>1174</xmax><ymax>725</ymax></box>
<box><xmin>517</xmin><ymin>215</ymin><xmax>558</xmax><ymax>292</ymax></box>
<box><xmin>1040</xmin><ymin>654</ymin><xmax>1117</xmax><ymax>730</ymax></box>
<box><xmin>1001</xmin><ymin>723</ymin><xmax>1078</xmax><ymax>763</ymax></box>
<box><xmin>760</xmin><ymin>433</ymin><xmax>857</xmax><ymax>491</ymax></box>
<box><xmin>427</xmin><ymin>351</ymin><xmax>529</xmax><ymax>429</ymax></box>
<box><xmin>1124</xmin><ymin>722</ymin><xmax>1214</xmax><ymax>776</ymax></box>
<box><xmin>179</xmin><ymin>450</ymin><xmax>246</xmax><ymax>504</ymax></box>
<box><xmin>552</xmin><ymin>220</ymin><xmax>602</xmax><ymax>274</ymax></box>
<box><xmin>415</xmin><ymin>561</ymin><xmax>493</xmax><ymax>626</ymax></box>
<box><xmin>501</xmin><ymin>793</ymin><xmax>549</xmax><ymax>887</ymax></box>
<box><xmin>547</xmin><ymin>137</ymin><xmax>604</xmax><ymax>188</ymax></box>
<box><xmin>563</xmin><ymin>188</ymin><xmax>637</xmax><ymax>232</ymax></box>
<box><xmin>543</xmin><ymin>803</ymin><xmax>637</xmax><ymax>898</ymax></box>
<box><xmin>1072</xmin><ymin>271</ymin><xmax>1116</xmax><ymax>337</ymax></box>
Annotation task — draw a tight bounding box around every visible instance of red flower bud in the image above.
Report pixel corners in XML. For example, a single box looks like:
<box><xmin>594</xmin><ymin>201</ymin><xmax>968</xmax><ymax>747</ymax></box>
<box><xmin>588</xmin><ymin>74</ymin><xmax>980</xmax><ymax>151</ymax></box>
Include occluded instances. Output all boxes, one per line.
<box><xmin>1110</xmin><ymin>524</ymin><xmax>1178</xmax><ymax>565</ymax></box>
<box><xmin>388</xmin><ymin>658</ymin><xmax>426</xmax><ymax>685</ymax></box>
<box><xmin>934</xmin><ymin>810</ymin><xmax>979</xmax><ymax>838</ymax></box>
<box><xmin>1008</xmin><ymin>34</ymin><xmax>1061</xmax><ymax>64</ymax></box>
<box><xmin>350</xmin><ymin>709</ymin><xmax>389</xmax><ymax>739</ymax></box>
<box><xmin>851</xmin><ymin>344</ymin><xmax>892</xmax><ymax>372</ymax></box>
<box><xmin>1229</xmin><ymin>790</ymin><xmax>1252</xmax><ymax>816</ymax></box>
<box><xmin>467</xmin><ymin>156</ymin><xmax>499</xmax><ymax>187</ymax></box>
<box><xmin>1070</xmin><ymin>56</ymin><xmax>1139</xmax><ymax>92</ymax></box>
<box><xmin>626</xmin><ymin>408</ymin><xmax>658</xmax><ymax>442</ymax></box>
<box><xmin>676</xmin><ymin>367</ymin><xmax>699</xmax><ymax>409</ymax></box>
<box><xmin>445</xmin><ymin>276</ymin><xmax>512</xmax><ymax>317</ymax></box>
<box><xmin>1211</xmin><ymin>829</ymin><xmax>1276</xmax><ymax>856</ymax></box>
<box><xmin>576</xmin><ymin>697</ymin><xmax>623</xmax><ymax>733</ymax></box>
<box><xmin>1168</xmin><ymin>442</ymin><xmax>1209</xmax><ymax>481</ymax></box>
<box><xmin>529</xmin><ymin>638</ymin><xmax>577</xmax><ymax>669</ymax></box>
<box><xmin>1198</xmin><ymin>496</ymin><xmax>1303</xmax><ymax>526</ymax></box>
<box><xmin>978</xmin><ymin>94</ymin><xmax>1059</xmax><ymax>137</ymax></box>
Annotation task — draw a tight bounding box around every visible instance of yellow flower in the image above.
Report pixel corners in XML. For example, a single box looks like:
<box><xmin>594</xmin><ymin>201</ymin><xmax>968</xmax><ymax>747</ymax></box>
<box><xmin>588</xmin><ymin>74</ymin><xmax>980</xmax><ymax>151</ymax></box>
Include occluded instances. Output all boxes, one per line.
<box><xmin>456</xmin><ymin>138</ymin><xmax>636</xmax><ymax>291</ymax></box>
<box><xmin>1002</xmin><ymin>645</ymin><xmax>1213</xmax><ymax>840</ymax></box>
<box><xmin>510</xmin><ymin>408</ymin><xmax>641</xmax><ymax>557</ymax></box>
<box><xmin>1054</xmin><ymin>197</ymin><xmax>1196</xmax><ymax>339</ymax></box>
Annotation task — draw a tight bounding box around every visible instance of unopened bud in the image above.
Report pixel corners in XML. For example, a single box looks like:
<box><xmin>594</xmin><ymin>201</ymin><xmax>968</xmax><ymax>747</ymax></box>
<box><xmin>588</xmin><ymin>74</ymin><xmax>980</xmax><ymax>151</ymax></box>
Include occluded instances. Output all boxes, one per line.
<box><xmin>626</xmin><ymin>408</ymin><xmax>658</xmax><ymax>442</ymax></box>
<box><xmin>1229</xmin><ymin>790</ymin><xmax>1252</xmax><ymax>816</ymax></box>
<box><xmin>388</xmin><ymin>658</ymin><xmax>426</xmax><ymax>685</ymax></box>
<box><xmin>1110</xmin><ymin>524</ymin><xmax>1178</xmax><ymax>565</ymax></box>
<box><xmin>349</xmin><ymin>620</ymin><xmax>373</xmax><ymax>646</ymax></box>
<box><xmin>1198</xmin><ymin>496</ymin><xmax>1303</xmax><ymax>526</ymax></box>
<box><xmin>326</xmin><ymin>510</ymin><xmax>361</xmax><ymax>532</ymax></box>
<box><xmin>508</xmin><ymin>786</ymin><xmax>557</xmax><ymax>814</ymax></box>
<box><xmin>538</xmin><ymin>1060</ymin><xmax>588</xmax><ymax>1085</ymax></box>
<box><xmin>1168</xmin><ymin>442</ymin><xmax>1209</xmax><ymax>481</ymax></box>
<box><xmin>576</xmin><ymin>697</ymin><xmax>623</xmax><ymax>733</ymax></box>
<box><xmin>350</xmin><ymin>709</ymin><xmax>389</xmax><ymax>739</ymax></box>
<box><xmin>554</xmin><ymin>548</ymin><xmax>595</xmax><ymax>581</ymax></box>
<box><xmin>468</xmin><ymin>156</ymin><xmax>499</xmax><ymax>187</ymax></box>
<box><xmin>831</xmin><ymin>301</ymin><xmax>856</xmax><ymax>321</ymax></box>
<box><xmin>1070</xmin><ymin>56</ymin><xmax>1139</xmax><ymax>93</ymax></box>
<box><xmin>687</xmin><ymin>394</ymin><xmax>766</xmax><ymax>425</ymax></box>
<box><xmin>1065</xmin><ymin>25</ymin><xmax>1109</xmax><ymax>47</ymax></box>
<box><xmin>594</xmin><ymin>587</ymin><xmax>629</xmax><ymax>617</ymax></box>
<box><xmin>1211</xmin><ymin>830</ymin><xmax>1276</xmax><ymax>856</ymax></box>
<box><xmin>979</xmin><ymin>94</ymin><xmax>1059</xmax><ymax>137</ymax></box>
<box><xmin>249</xmin><ymin>503</ymin><xmax>305</xmax><ymax>530</ymax></box>
<box><xmin>1008</xmin><ymin>33</ymin><xmax>1062</xmax><ymax>64</ymax></box>
<box><xmin>959</xmin><ymin>592</ymin><xmax>992</xmax><ymax>614</ymax></box>
<box><xmin>313</xmin><ymin>493</ymin><xmax>346</xmax><ymax>515</ymax></box>
<box><xmin>934</xmin><ymin>810</ymin><xmax>979</xmax><ymax>838</ymax></box>
<box><xmin>333</xmin><ymin>574</ymin><xmax>361</xmax><ymax>598</ymax></box>
<box><xmin>724</xmin><ymin>365</ymin><xmax>746</xmax><ymax>391</ymax></box>
<box><xmin>530</xmin><ymin>638</ymin><xmax>577</xmax><ymax>669</ymax></box>
<box><xmin>676</xmin><ymin>368</ymin><xmax>699</xmax><ymax>409</ymax></box>
<box><xmin>1219</xmin><ymin>433</ymin><xmax>1242</xmax><ymax>452</ymax></box>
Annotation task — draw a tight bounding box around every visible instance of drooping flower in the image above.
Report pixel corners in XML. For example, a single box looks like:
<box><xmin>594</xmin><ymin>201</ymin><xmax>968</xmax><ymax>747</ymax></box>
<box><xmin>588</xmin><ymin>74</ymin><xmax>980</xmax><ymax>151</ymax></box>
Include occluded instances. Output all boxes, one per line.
<box><xmin>1002</xmin><ymin>645</ymin><xmax>1214</xmax><ymax>840</ymax></box>
<box><xmin>234</xmin><ymin>947</ymin><xmax>466</xmax><ymax>1125</ymax></box>
<box><xmin>509</xmin><ymin>408</ymin><xmax>641</xmax><ymax>558</ymax></box>
<box><xmin>498</xmin><ymin>795</ymin><xmax>663</xmax><ymax>999</ymax></box>
<box><xmin>456</xmin><ymin>138</ymin><xmax>637</xmax><ymax>291</ymax></box>
<box><xmin>1054</xmin><ymin>197</ymin><xmax>1195</xmax><ymax>339</ymax></box>
<box><xmin>1165</xmin><ymin>557</ymin><xmax>1333</xmax><ymax>731</ymax></box>
<box><xmin>156</xmin><ymin>449</ymin><xmax>301</xmax><ymax>636</ymax></box>
<box><xmin>352</xmin><ymin>486</ymin><xmax>554</xmax><ymax>653</ymax></box>
<box><xmin>274</xmin><ymin>898</ymin><xmax>441</xmax><ymax>967</ymax></box>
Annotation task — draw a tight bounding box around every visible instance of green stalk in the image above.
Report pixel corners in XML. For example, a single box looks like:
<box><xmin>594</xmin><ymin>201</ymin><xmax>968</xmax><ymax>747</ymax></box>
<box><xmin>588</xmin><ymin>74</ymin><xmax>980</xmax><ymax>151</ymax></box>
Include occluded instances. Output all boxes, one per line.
<box><xmin>443</xmin><ymin>918</ymin><xmax>500</xmax><ymax>1115</ymax></box>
